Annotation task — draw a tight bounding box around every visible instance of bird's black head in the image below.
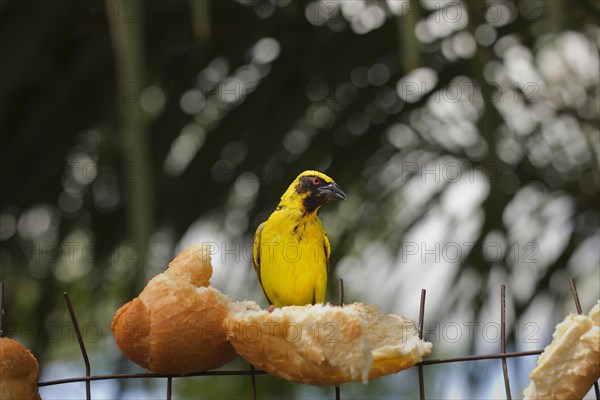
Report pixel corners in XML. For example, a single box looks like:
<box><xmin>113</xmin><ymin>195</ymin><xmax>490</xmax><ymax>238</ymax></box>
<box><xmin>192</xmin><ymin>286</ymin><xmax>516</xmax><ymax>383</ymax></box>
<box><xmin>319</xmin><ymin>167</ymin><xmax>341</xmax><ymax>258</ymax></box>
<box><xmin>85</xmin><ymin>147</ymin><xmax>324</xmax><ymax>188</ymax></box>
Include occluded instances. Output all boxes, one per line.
<box><xmin>296</xmin><ymin>173</ymin><xmax>347</xmax><ymax>213</ymax></box>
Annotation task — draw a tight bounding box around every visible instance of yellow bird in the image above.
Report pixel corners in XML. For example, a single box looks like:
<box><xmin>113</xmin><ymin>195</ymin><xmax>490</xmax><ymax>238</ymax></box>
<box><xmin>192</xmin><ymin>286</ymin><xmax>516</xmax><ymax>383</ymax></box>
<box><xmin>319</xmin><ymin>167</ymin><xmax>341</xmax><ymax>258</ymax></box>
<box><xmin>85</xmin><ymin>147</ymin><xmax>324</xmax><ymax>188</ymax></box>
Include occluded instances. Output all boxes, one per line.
<box><xmin>253</xmin><ymin>170</ymin><xmax>347</xmax><ymax>307</ymax></box>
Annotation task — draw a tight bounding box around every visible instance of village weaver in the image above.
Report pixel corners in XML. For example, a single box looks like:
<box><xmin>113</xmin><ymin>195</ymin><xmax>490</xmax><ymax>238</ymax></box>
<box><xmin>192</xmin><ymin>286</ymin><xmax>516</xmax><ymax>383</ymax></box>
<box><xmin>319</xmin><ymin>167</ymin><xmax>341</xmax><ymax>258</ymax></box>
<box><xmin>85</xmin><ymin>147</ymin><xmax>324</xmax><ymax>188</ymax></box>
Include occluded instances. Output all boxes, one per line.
<box><xmin>253</xmin><ymin>170</ymin><xmax>347</xmax><ymax>307</ymax></box>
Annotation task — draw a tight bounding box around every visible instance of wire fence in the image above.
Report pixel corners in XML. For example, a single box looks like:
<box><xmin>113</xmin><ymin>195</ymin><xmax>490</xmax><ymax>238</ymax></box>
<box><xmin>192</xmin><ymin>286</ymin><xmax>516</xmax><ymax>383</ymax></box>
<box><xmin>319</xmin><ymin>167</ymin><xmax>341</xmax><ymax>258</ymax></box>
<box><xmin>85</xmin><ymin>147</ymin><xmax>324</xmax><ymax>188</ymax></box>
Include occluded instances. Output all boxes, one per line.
<box><xmin>1</xmin><ymin>277</ymin><xmax>598</xmax><ymax>400</ymax></box>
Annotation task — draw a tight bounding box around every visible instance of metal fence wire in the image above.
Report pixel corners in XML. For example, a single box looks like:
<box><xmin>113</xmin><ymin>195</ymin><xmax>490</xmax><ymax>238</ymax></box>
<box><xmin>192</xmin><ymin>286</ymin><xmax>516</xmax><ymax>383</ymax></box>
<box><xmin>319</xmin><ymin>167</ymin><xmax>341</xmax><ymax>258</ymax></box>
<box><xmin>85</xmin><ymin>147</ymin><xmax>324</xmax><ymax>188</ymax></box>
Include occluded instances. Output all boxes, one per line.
<box><xmin>1</xmin><ymin>278</ymin><xmax>599</xmax><ymax>400</ymax></box>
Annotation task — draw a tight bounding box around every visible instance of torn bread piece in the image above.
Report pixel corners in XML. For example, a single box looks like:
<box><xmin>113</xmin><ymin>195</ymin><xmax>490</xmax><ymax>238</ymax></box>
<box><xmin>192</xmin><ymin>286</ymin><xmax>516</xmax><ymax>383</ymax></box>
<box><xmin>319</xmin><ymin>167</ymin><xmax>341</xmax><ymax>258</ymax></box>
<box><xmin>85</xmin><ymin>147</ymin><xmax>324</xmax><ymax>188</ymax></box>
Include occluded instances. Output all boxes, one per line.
<box><xmin>523</xmin><ymin>301</ymin><xmax>600</xmax><ymax>400</ymax></box>
<box><xmin>0</xmin><ymin>338</ymin><xmax>41</xmax><ymax>400</ymax></box>
<box><xmin>111</xmin><ymin>244</ymin><xmax>237</xmax><ymax>374</ymax></box>
<box><xmin>225</xmin><ymin>302</ymin><xmax>432</xmax><ymax>385</ymax></box>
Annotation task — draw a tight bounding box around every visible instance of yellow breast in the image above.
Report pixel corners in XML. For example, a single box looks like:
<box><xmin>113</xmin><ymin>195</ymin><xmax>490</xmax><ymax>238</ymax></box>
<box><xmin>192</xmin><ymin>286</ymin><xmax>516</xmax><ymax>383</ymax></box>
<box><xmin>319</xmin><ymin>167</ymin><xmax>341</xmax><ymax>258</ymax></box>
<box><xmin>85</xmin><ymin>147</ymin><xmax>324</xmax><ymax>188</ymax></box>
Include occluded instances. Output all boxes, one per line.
<box><xmin>257</xmin><ymin>210</ymin><xmax>328</xmax><ymax>307</ymax></box>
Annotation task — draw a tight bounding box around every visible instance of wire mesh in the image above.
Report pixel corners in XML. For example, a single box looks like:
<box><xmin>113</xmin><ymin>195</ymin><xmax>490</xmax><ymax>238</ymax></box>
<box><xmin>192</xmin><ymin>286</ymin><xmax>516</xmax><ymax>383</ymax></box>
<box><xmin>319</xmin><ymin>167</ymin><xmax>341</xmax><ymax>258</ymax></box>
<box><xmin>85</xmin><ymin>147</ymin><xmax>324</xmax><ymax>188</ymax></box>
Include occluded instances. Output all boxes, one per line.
<box><xmin>0</xmin><ymin>278</ymin><xmax>598</xmax><ymax>400</ymax></box>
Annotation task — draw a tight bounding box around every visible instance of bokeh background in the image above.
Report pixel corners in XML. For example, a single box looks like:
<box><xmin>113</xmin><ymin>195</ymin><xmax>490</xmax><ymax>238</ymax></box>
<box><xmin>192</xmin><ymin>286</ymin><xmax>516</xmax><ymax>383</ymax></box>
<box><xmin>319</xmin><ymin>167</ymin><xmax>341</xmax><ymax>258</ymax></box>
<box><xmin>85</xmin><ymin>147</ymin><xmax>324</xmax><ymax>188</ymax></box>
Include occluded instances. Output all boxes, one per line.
<box><xmin>1</xmin><ymin>0</ymin><xmax>599</xmax><ymax>398</ymax></box>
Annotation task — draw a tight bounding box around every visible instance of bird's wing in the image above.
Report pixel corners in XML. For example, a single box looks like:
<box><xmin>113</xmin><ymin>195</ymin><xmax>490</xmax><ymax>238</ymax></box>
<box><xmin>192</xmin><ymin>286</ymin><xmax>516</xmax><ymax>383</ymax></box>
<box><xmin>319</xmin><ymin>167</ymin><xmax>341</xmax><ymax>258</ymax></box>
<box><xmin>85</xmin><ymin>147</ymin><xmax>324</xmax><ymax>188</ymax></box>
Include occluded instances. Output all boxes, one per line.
<box><xmin>323</xmin><ymin>232</ymin><xmax>331</xmax><ymax>272</ymax></box>
<box><xmin>253</xmin><ymin>222</ymin><xmax>265</xmax><ymax>276</ymax></box>
<box><xmin>253</xmin><ymin>222</ymin><xmax>275</xmax><ymax>305</ymax></box>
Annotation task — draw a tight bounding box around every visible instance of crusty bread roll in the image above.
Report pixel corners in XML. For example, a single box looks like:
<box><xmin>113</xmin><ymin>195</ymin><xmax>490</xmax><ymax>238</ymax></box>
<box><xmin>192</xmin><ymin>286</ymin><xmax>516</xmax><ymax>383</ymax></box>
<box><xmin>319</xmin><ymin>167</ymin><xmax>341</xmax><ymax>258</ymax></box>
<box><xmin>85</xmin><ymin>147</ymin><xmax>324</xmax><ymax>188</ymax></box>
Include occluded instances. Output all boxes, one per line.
<box><xmin>0</xmin><ymin>337</ymin><xmax>41</xmax><ymax>400</ymax></box>
<box><xmin>224</xmin><ymin>301</ymin><xmax>432</xmax><ymax>385</ymax></box>
<box><xmin>111</xmin><ymin>244</ymin><xmax>237</xmax><ymax>374</ymax></box>
<box><xmin>523</xmin><ymin>301</ymin><xmax>600</xmax><ymax>399</ymax></box>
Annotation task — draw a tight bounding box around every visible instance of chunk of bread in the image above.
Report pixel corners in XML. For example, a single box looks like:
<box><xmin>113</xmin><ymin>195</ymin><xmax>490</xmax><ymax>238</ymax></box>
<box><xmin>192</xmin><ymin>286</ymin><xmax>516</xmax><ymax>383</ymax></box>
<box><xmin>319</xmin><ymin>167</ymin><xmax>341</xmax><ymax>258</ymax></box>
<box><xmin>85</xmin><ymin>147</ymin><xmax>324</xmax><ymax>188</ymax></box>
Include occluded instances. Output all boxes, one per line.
<box><xmin>111</xmin><ymin>244</ymin><xmax>237</xmax><ymax>374</ymax></box>
<box><xmin>0</xmin><ymin>337</ymin><xmax>41</xmax><ymax>400</ymax></box>
<box><xmin>225</xmin><ymin>301</ymin><xmax>432</xmax><ymax>385</ymax></box>
<box><xmin>523</xmin><ymin>301</ymin><xmax>600</xmax><ymax>399</ymax></box>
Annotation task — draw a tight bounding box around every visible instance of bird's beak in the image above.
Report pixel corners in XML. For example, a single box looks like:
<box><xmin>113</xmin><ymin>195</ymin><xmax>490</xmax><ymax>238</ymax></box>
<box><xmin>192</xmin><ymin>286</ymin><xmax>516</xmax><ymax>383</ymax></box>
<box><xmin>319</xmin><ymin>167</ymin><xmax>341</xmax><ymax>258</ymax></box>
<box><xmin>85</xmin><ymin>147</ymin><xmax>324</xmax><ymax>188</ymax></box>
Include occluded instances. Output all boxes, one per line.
<box><xmin>318</xmin><ymin>182</ymin><xmax>348</xmax><ymax>200</ymax></box>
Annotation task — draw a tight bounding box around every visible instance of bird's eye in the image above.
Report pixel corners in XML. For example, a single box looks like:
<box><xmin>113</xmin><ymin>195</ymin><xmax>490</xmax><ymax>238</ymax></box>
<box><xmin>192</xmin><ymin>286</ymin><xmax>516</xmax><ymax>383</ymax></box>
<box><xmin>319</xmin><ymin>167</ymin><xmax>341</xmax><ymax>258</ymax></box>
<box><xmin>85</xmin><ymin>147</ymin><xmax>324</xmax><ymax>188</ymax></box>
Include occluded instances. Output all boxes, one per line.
<box><xmin>312</xmin><ymin>177</ymin><xmax>320</xmax><ymax>185</ymax></box>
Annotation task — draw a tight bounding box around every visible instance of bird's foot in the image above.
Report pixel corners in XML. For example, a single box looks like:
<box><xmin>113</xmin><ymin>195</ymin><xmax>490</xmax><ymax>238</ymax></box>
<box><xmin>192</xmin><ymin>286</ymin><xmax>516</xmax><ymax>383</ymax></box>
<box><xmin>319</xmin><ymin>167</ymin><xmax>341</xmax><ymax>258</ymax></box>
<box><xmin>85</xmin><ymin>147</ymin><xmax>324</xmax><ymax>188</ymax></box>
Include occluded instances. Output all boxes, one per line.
<box><xmin>268</xmin><ymin>305</ymin><xmax>278</xmax><ymax>313</ymax></box>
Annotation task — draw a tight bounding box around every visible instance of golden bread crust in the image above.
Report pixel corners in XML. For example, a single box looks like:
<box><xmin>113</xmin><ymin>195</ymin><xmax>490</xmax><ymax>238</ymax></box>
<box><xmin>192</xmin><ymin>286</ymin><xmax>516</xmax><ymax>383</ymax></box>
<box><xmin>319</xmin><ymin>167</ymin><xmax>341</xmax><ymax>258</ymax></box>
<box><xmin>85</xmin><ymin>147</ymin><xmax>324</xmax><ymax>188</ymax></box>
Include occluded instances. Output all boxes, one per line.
<box><xmin>225</xmin><ymin>302</ymin><xmax>432</xmax><ymax>385</ymax></box>
<box><xmin>0</xmin><ymin>338</ymin><xmax>41</xmax><ymax>400</ymax></box>
<box><xmin>111</xmin><ymin>244</ymin><xmax>237</xmax><ymax>374</ymax></box>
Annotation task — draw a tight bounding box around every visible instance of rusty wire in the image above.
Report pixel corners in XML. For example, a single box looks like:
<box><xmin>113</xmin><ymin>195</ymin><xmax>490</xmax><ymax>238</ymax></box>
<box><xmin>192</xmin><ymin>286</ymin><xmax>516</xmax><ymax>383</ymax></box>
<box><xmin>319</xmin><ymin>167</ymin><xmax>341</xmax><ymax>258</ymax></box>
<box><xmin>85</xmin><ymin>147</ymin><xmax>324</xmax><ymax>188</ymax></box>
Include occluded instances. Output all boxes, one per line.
<box><xmin>0</xmin><ymin>278</ymin><xmax>598</xmax><ymax>399</ymax></box>
<box><xmin>417</xmin><ymin>289</ymin><xmax>426</xmax><ymax>400</ymax></box>
<box><xmin>63</xmin><ymin>292</ymin><xmax>91</xmax><ymax>400</ymax></box>
<box><xmin>249</xmin><ymin>364</ymin><xmax>257</xmax><ymax>400</ymax></box>
<box><xmin>500</xmin><ymin>285</ymin><xmax>512</xmax><ymax>399</ymax></box>
<box><xmin>0</xmin><ymin>281</ymin><xmax>4</xmax><ymax>338</ymax></box>
<box><xmin>416</xmin><ymin>284</ymin><xmax>535</xmax><ymax>399</ymax></box>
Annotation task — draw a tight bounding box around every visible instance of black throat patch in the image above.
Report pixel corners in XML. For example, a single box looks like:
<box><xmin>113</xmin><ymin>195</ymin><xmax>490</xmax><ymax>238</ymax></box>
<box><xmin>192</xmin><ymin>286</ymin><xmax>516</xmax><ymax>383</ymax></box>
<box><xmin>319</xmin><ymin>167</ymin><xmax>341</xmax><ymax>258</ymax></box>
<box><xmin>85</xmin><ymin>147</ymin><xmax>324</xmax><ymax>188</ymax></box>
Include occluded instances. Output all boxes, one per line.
<box><xmin>296</xmin><ymin>176</ymin><xmax>328</xmax><ymax>213</ymax></box>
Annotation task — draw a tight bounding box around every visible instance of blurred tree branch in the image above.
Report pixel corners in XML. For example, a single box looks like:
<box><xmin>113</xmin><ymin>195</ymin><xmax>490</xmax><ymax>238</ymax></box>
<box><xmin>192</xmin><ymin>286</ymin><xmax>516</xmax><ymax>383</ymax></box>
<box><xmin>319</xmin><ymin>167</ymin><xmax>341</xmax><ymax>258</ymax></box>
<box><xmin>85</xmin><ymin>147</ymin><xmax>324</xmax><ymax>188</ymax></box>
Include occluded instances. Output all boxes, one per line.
<box><xmin>105</xmin><ymin>0</ymin><xmax>154</xmax><ymax>292</ymax></box>
<box><xmin>395</xmin><ymin>0</ymin><xmax>421</xmax><ymax>73</ymax></box>
<box><xmin>191</xmin><ymin>0</ymin><xmax>211</xmax><ymax>44</ymax></box>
